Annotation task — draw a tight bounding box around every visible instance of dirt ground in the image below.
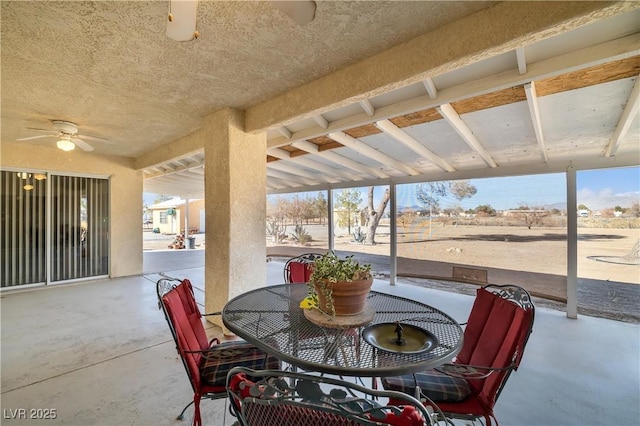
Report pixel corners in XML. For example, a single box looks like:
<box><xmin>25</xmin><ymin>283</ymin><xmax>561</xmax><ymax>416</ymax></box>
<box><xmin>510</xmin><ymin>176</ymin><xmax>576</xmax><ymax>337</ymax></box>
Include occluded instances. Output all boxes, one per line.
<box><xmin>144</xmin><ymin>225</ymin><xmax>639</xmax><ymax>322</ymax></box>
<box><xmin>145</xmin><ymin>225</ymin><xmax>639</xmax><ymax>285</ymax></box>
<box><xmin>270</xmin><ymin>223</ymin><xmax>640</xmax><ymax>285</ymax></box>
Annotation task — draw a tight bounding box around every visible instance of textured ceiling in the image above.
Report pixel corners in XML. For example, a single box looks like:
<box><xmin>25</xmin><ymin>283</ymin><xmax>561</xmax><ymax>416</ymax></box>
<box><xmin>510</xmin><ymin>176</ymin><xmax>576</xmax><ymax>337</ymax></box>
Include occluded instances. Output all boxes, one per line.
<box><xmin>1</xmin><ymin>0</ymin><xmax>496</xmax><ymax>157</ymax></box>
<box><xmin>2</xmin><ymin>1</ymin><xmax>639</xmax><ymax>200</ymax></box>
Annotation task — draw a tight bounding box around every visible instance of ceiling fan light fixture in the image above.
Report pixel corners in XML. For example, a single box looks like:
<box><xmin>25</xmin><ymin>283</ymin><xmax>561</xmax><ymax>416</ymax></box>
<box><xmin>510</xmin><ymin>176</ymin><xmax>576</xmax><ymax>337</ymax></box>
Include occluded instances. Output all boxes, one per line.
<box><xmin>166</xmin><ymin>0</ymin><xmax>199</xmax><ymax>42</ymax></box>
<box><xmin>56</xmin><ymin>139</ymin><xmax>75</xmax><ymax>151</ymax></box>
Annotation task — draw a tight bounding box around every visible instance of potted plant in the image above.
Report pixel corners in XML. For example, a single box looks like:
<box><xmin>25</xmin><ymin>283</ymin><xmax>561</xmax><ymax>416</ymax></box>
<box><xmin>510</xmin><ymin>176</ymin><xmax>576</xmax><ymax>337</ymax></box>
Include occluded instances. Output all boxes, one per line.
<box><xmin>304</xmin><ymin>251</ymin><xmax>373</xmax><ymax>317</ymax></box>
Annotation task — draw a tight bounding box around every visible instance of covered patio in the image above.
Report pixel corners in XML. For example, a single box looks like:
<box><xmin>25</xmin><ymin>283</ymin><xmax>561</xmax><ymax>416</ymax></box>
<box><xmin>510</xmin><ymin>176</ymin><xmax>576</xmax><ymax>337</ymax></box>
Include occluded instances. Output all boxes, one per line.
<box><xmin>1</xmin><ymin>3</ymin><xmax>639</xmax><ymax>424</ymax></box>
<box><xmin>1</xmin><ymin>251</ymin><xmax>638</xmax><ymax>425</ymax></box>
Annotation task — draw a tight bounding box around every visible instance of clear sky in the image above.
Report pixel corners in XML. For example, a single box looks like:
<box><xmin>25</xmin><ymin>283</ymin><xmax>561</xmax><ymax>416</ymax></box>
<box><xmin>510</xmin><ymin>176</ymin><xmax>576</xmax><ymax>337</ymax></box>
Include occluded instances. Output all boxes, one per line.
<box><xmin>357</xmin><ymin>166</ymin><xmax>639</xmax><ymax>211</ymax></box>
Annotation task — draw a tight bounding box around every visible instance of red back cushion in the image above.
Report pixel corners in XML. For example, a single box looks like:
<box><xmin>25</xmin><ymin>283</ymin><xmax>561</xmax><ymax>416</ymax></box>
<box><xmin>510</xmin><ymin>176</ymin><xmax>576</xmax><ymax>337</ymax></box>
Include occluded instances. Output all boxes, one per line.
<box><xmin>174</xmin><ymin>279</ymin><xmax>209</xmax><ymax>349</ymax></box>
<box><xmin>455</xmin><ymin>288</ymin><xmax>534</xmax><ymax>407</ymax></box>
<box><xmin>163</xmin><ymin>287</ymin><xmax>208</xmax><ymax>389</ymax></box>
<box><xmin>288</xmin><ymin>261</ymin><xmax>313</xmax><ymax>283</ymax></box>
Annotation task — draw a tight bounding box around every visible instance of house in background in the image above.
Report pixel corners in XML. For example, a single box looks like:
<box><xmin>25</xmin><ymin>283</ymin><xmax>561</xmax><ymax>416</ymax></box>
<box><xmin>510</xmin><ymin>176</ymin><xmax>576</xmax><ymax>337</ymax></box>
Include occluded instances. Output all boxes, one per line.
<box><xmin>148</xmin><ymin>198</ymin><xmax>205</xmax><ymax>235</ymax></box>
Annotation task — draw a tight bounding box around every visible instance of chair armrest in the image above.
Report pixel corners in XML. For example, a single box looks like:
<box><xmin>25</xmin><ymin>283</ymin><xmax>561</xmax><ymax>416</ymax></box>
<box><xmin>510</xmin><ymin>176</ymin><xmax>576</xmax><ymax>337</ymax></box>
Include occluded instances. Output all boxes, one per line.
<box><xmin>435</xmin><ymin>363</ymin><xmax>515</xmax><ymax>380</ymax></box>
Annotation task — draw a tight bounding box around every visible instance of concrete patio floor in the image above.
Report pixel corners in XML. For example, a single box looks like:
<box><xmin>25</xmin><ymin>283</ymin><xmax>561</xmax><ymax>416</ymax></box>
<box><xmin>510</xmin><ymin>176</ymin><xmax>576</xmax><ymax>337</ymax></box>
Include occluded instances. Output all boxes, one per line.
<box><xmin>1</xmin><ymin>251</ymin><xmax>639</xmax><ymax>425</ymax></box>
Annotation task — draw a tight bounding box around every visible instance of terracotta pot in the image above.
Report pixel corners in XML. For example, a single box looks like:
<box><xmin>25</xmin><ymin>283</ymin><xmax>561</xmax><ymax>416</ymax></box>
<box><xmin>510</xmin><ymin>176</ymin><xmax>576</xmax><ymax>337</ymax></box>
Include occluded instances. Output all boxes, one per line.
<box><xmin>314</xmin><ymin>277</ymin><xmax>373</xmax><ymax>316</ymax></box>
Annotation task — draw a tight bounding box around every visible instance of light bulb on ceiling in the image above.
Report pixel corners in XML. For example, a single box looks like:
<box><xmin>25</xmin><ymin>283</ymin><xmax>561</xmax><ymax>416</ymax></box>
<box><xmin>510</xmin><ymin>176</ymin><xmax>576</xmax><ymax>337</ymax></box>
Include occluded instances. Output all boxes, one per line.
<box><xmin>17</xmin><ymin>172</ymin><xmax>31</xmax><ymax>179</ymax></box>
<box><xmin>56</xmin><ymin>139</ymin><xmax>75</xmax><ymax>151</ymax></box>
<box><xmin>23</xmin><ymin>184</ymin><xmax>34</xmax><ymax>191</ymax></box>
<box><xmin>34</xmin><ymin>173</ymin><xmax>46</xmax><ymax>181</ymax></box>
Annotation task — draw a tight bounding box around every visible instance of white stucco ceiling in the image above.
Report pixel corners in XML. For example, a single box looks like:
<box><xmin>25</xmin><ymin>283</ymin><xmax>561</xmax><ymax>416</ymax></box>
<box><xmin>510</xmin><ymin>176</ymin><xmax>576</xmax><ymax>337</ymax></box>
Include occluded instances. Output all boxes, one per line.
<box><xmin>1</xmin><ymin>2</ymin><xmax>639</xmax><ymax>199</ymax></box>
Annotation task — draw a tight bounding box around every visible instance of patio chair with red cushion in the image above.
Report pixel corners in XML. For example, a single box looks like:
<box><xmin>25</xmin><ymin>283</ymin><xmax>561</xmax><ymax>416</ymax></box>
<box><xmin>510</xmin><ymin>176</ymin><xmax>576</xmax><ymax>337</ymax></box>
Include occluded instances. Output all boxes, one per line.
<box><xmin>227</xmin><ymin>366</ymin><xmax>438</xmax><ymax>426</ymax></box>
<box><xmin>283</xmin><ymin>252</ymin><xmax>323</xmax><ymax>284</ymax></box>
<box><xmin>157</xmin><ymin>278</ymin><xmax>281</xmax><ymax>426</ymax></box>
<box><xmin>382</xmin><ymin>284</ymin><xmax>535</xmax><ymax>426</ymax></box>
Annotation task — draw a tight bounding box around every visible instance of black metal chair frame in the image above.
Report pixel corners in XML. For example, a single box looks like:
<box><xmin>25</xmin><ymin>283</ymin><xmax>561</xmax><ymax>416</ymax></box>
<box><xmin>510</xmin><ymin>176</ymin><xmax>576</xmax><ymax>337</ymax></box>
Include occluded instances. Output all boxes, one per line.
<box><xmin>283</xmin><ymin>252</ymin><xmax>323</xmax><ymax>283</ymax></box>
<box><xmin>227</xmin><ymin>367</ymin><xmax>442</xmax><ymax>425</ymax></box>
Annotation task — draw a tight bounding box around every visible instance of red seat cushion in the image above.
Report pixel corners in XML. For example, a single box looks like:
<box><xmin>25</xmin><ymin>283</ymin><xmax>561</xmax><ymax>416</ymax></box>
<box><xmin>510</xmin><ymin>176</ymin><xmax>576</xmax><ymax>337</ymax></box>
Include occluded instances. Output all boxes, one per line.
<box><xmin>200</xmin><ymin>341</ymin><xmax>280</xmax><ymax>387</ymax></box>
<box><xmin>382</xmin><ymin>370</ymin><xmax>471</xmax><ymax>402</ymax></box>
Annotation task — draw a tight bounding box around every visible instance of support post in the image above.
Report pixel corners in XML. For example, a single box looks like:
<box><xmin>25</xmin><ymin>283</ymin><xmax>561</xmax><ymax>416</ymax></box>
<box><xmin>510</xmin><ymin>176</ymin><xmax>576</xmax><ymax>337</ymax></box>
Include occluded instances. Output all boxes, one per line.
<box><xmin>566</xmin><ymin>166</ymin><xmax>578</xmax><ymax>319</ymax></box>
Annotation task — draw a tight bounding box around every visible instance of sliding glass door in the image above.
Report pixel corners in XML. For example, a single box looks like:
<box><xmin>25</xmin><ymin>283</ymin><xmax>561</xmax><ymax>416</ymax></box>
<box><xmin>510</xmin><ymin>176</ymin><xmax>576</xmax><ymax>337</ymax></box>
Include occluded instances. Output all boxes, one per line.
<box><xmin>1</xmin><ymin>171</ymin><xmax>47</xmax><ymax>287</ymax></box>
<box><xmin>50</xmin><ymin>175</ymin><xmax>109</xmax><ymax>282</ymax></box>
<box><xmin>1</xmin><ymin>170</ymin><xmax>109</xmax><ymax>288</ymax></box>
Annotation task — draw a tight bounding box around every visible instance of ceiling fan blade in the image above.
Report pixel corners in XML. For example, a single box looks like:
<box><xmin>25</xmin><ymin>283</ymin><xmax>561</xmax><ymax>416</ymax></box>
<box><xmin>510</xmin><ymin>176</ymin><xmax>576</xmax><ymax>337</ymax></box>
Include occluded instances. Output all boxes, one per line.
<box><xmin>17</xmin><ymin>135</ymin><xmax>55</xmax><ymax>141</ymax></box>
<box><xmin>71</xmin><ymin>137</ymin><xmax>94</xmax><ymax>152</ymax></box>
<box><xmin>271</xmin><ymin>1</ymin><xmax>316</xmax><ymax>25</ymax></box>
<box><xmin>78</xmin><ymin>134</ymin><xmax>112</xmax><ymax>144</ymax></box>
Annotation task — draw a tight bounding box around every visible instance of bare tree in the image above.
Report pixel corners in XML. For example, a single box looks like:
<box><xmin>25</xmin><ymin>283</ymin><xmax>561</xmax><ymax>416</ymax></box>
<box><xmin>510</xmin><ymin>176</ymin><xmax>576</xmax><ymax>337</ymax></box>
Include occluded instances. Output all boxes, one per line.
<box><xmin>397</xmin><ymin>208</ymin><xmax>416</xmax><ymax>231</ymax></box>
<box><xmin>363</xmin><ymin>187</ymin><xmax>390</xmax><ymax>245</ymax></box>
<box><xmin>416</xmin><ymin>180</ymin><xmax>477</xmax><ymax>212</ymax></box>
<box><xmin>417</xmin><ymin>180</ymin><xmax>477</xmax><ymax>236</ymax></box>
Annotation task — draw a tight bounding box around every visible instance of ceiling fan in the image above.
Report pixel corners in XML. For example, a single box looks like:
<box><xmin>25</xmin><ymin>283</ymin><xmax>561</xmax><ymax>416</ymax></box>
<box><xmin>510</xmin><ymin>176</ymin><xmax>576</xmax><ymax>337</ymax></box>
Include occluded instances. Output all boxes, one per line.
<box><xmin>167</xmin><ymin>0</ymin><xmax>317</xmax><ymax>42</ymax></box>
<box><xmin>16</xmin><ymin>120</ymin><xmax>110</xmax><ymax>152</ymax></box>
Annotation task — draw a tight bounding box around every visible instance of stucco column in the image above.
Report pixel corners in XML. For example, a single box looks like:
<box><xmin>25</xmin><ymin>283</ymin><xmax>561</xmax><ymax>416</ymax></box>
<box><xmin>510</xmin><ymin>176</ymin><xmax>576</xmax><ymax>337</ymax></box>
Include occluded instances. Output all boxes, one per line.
<box><xmin>203</xmin><ymin>108</ymin><xmax>267</xmax><ymax>329</ymax></box>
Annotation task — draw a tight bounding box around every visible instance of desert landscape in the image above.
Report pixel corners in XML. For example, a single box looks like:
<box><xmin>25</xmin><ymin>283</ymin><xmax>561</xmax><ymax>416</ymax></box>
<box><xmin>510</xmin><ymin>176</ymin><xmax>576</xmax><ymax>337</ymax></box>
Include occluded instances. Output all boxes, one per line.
<box><xmin>144</xmin><ymin>220</ymin><xmax>639</xmax><ymax>322</ymax></box>
<box><xmin>144</xmin><ymin>222</ymin><xmax>639</xmax><ymax>284</ymax></box>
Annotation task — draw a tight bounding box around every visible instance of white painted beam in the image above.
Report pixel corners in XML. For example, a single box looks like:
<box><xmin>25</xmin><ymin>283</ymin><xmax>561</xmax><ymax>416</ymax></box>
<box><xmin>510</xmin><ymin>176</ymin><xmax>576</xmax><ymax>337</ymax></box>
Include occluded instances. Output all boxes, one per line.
<box><xmin>267</xmin><ymin>147</ymin><xmax>292</xmax><ymax>160</ymax></box>
<box><xmin>375</xmin><ymin>119</ymin><xmax>455</xmax><ymax>172</ymax></box>
<box><xmin>524</xmin><ymin>82</ymin><xmax>548</xmax><ymax>162</ymax></box>
<box><xmin>267</xmin><ymin>180</ymin><xmax>288</xmax><ymax>190</ymax></box>
<box><xmin>266</xmin><ymin>168</ymin><xmax>315</xmax><ymax>186</ymax></box>
<box><xmin>328</xmin><ymin>131</ymin><xmax>421</xmax><ymax>176</ymax></box>
<box><xmin>142</xmin><ymin>159</ymin><xmax>205</xmax><ymax>179</ymax></box>
<box><xmin>267</xmin><ymin>154</ymin><xmax>640</xmax><ymax>195</ymax></box>
<box><xmin>265</xmin><ymin>34</ymin><xmax>640</xmax><ymax>150</ymax></box>
<box><xmin>605</xmin><ymin>73</ymin><xmax>640</xmax><ymax>157</ymax></box>
<box><xmin>313</xmin><ymin>114</ymin><xmax>329</xmax><ymax>129</ymax></box>
<box><xmin>267</xmin><ymin>147</ymin><xmax>355</xmax><ymax>181</ymax></box>
<box><xmin>359</xmin><ymin>99</ymin><xmax>375</xmax><ymax>116</ymax></box>
<box><xmin>516</xmin><ymin>47</ymin><xmax>527</xmax><ymax>75</ymax></box>
<box><xmin>277</xmin><ymin>126</ymin><xmax>292</xmax><ymax>139</ymax></box>
<box><xmin>268</xmin><ymin>160</ymin><xmax>335</xmax><ymax>182</ymax></box>
<box><xmin>266</xmin><ymin>173</ymin><xmax>303</xmax><ymax>188</ymax></box>
<box><xmin>437</xmin><ymin>104</ymin><xmax>498</xmax><ymax>168</ymax></box>
<box><xmin>423</xmin><ymin>78</ymin><xmax>438</xmax><ymax>99</ymax></box>
<box><xmin>292</xmin><ymin>140</ymin><xmax>386</xmax><ymax>179</ymax></box>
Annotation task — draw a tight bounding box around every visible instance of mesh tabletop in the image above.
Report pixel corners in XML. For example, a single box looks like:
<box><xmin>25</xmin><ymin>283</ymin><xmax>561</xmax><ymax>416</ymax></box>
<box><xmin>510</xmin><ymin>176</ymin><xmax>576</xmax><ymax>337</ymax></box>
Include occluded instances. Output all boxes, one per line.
<box><xmin>222</xmin><ymin>284</ymin><xmax>463</xmax><ymax>377</ymax></box>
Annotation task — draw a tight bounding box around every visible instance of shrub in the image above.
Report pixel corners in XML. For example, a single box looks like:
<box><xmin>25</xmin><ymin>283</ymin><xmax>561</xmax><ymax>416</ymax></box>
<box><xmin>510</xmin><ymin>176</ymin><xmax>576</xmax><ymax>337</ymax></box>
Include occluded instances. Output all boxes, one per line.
<box><xmin>290</xmin><ymin>224</ymin><xmax>312</xmax><ymax>245</ymax></box>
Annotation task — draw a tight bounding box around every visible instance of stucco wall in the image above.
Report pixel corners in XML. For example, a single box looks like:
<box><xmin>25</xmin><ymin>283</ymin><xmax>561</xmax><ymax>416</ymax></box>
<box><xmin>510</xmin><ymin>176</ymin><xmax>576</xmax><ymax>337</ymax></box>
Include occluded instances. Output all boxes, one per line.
<box><xmin>203</xmin><ymin>108</ymin><xmax>267</xmax><ymax>326</ymax></box>
<box><xmin>1</xmin><ymin>141</ymin><xmax>143</xmax><ymax>278</ymax></box>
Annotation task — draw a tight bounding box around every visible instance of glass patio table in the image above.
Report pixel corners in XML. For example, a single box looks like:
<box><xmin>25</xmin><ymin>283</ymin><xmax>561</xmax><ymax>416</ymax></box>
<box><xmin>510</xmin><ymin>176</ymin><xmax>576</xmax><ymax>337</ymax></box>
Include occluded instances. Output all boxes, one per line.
<box><xmin>222</xmin><ymin>284</ymin><xmax>463</xmax><ymax>377</ymax></box>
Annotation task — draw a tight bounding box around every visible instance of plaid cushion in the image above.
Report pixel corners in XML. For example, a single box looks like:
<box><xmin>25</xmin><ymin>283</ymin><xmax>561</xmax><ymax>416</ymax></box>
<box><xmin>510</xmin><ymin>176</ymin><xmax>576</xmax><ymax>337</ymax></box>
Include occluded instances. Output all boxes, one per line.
<box><xmin>382</xmin><ymin>370</ymin><xmax>471</xmax><ymax>402</ymax></box>
<box><xmin>200</xmin><ymin>340</ymin><xmax>281</xmax><ymax>387</ymax></box>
